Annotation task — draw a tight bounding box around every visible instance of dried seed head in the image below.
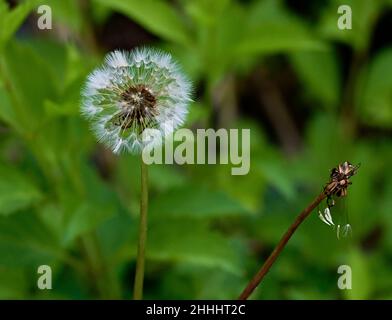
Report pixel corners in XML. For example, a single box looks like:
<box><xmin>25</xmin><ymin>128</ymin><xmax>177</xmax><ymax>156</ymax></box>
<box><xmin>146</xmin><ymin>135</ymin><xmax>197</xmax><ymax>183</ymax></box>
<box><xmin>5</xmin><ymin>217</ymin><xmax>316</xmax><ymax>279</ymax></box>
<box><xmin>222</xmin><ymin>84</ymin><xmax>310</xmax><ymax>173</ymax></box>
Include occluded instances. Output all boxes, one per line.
<box><xmin>81</xmin><ymin>48</ymin><xmax>192</xmax><ymax>154</ymax></box>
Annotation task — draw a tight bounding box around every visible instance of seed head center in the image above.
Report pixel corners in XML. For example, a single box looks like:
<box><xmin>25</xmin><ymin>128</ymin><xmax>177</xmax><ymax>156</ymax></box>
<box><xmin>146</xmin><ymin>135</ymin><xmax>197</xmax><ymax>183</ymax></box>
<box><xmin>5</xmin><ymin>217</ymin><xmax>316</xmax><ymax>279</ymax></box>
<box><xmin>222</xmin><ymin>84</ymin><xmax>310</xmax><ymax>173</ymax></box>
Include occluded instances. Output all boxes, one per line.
<box><xmin>113</xmin><ymin>85</ymin><xmax>158</xmax><ymax>130</ymax></box>
<box><xmin>121</xmin><ymin>85</ymin><xmax>156</xmax><ymax>112</ymax></box>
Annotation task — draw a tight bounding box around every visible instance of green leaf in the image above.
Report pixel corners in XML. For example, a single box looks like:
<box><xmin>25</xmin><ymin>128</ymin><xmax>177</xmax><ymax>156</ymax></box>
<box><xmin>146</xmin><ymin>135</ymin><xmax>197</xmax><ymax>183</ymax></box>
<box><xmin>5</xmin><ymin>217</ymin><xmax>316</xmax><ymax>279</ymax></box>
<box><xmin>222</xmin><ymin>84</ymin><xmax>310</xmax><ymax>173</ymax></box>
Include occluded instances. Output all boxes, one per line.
<box><xmin>257</xmin><ymin>156</ymin><xmax>296</xmax><ymax>200</ymax></box>
<box><xmin>0</xmin><ymin>268</ymin><xmax>28</xmax><ymax>299</ymax></box>
<box><xmin>344</xmin><ymin>249</ymin><xmax>372</xmax><ymax>300</ymax></box>
<box><xmin>0</xmin><ymin>80</ymin><xmax>21</xmax><ymax>132</ymax></box>
<box><xmin>0</xmin><ymin>211</ymin><xmax>61</xmax><ymax>267</ymax></box>
<box><xmin>236</xmin><ymin>0</ymin><xmax>327</xmax><ymax>55</ymax></box>
<box><xmin>23</xmin><ymin>39</ymin><xmax>68</xmax><ymax>92</ymax></box>
<box><xmin>62</xmin><ymin>167</ymin><xmax>118</xmax><ymax>245</ymax></box>
<box><xmin>183</xmin><ymin>0</ymin><xmax>231</xmax><ymax>26</ymax></box>
<box><xmin>357</xmin><ymin>48</ymin><xmax>392</xmax><ymax>128</ymax></box>
<box><xmin>45</xmin><ymin>0</ymin><xmax>83</xmax><ymax>32</ymax></box>
<box><xmin>236</xmin><ymin>24</ymin><xmax>327</xmax><ymax>55</ymax></box>
<box><xmin>148</xmin><ymin>164</ymin><xmax>186</xmax><ymax>192</ymax></box>
<box><xmin>0</xmin><ymin>0</ymin><xmax>41</xmax><ymax>51</ymax></box>
<box><xmin>97</xmin><ymin>210</ymin><xmax>137</xmax><ymax>261</ymax></box>
<box><xmin>383</xmin><ymin>173</ymin><xmax>392</xmax><ymax>250</ymax></box>
<box><xmin>93</xmin><ymin>0</ymin><xmax>191</xmax><ymax>45</ymax></box>
<box><xmin>290</xmin><ymin>50</ymin><xmax>341</xmax><ymax>109</ymax></box>
<box><xmin>63</xmin><ymin>202</ymin><xmax>115</xmax><ymax>245</ymax></box>
<box><xmin>155</xmin><ymin>263</ymin><xmax>244</xmax><ymax>299</ymax></box>
<box><xmin>111</xmin><ymin>218</ymin><xmax>243</xmax><ymax>274</ymax></box>
<box><xmin>304</xmin><ymin>114</ymin><xmax>350</xmax><ymax>176</ymax></box>
<box><xmin>0</xmin><ymin>163</ymin><xmax>42</xmax><ymax>215</ymax></box>
<box><xmin>149</xmin><ymin>186</ymin><xmax>250</xmax><ymax>219</ymax></box>
<box><xmin>199</xmin><ymin>3</ymin><xmax>247</xmax><ymax>81</ymax></box>
<box><xmin>148</xmin><ymin>220</ymin><xmax>243</xmax><ymax>274</ymax></box>
<box><xmin>2</xmin><ymin>40</ymin><xmax>58</xmax><ymax>133</ymax></box>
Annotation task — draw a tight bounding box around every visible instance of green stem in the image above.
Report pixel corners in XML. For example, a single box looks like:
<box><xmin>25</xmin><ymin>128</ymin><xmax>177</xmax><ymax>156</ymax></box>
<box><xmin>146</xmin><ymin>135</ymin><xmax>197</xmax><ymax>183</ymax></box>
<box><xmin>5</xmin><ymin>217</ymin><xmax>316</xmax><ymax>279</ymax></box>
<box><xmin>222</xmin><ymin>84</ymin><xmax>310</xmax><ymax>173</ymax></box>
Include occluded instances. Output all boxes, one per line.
<box><xmin>133</xmin><ymin>157</ymin><xmax>149</xmax><ymax>300</ymax></box>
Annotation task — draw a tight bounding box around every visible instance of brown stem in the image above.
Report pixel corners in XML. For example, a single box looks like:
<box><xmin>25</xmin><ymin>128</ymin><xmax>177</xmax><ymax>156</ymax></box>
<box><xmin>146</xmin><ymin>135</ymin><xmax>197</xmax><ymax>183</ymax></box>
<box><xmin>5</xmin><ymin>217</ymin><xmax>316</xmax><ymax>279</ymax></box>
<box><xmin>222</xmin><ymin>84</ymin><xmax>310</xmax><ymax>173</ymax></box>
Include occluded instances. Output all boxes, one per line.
<box><xmin>238</xmin><ymin>192</ymin><xmax>327</xmax><ymax>300</ymax></box>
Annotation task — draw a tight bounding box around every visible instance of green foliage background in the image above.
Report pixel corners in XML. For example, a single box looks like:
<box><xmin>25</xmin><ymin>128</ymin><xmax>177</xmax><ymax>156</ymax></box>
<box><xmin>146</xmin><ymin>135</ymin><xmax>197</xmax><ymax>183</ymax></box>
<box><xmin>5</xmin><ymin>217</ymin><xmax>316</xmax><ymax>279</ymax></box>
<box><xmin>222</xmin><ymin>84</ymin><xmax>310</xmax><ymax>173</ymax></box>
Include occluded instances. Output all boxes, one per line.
<box><xmin>0</xmin><ymin>0</ymin><xmax>391</xmax><ymax>299</ymax></box>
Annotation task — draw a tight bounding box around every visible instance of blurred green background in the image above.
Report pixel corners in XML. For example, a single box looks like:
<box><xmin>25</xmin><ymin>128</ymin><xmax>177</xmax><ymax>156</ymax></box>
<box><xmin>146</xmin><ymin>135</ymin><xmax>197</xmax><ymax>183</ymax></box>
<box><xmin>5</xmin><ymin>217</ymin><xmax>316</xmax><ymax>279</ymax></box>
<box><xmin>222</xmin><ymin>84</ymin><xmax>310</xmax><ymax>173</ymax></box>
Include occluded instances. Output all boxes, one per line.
<box><xmin>0</xmin><ymin>0</ymin><xmax>391</xmax><ymax>300</ymax></box>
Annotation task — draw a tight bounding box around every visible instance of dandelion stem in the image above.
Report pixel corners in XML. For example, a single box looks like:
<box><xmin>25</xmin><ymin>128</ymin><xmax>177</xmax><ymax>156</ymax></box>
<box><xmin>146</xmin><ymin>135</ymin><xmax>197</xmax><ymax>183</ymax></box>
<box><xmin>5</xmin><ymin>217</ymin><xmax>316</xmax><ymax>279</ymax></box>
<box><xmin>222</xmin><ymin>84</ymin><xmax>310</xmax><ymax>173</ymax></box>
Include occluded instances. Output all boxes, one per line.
<box><xmin>238</xmin><ymin>192</ymin><xmax>327</xmax><ymax>300</ymax></box>
<box><xmin>133</xmin><ymin>157</ymin><xmax>149</xmax><ymax>300</ymax></box>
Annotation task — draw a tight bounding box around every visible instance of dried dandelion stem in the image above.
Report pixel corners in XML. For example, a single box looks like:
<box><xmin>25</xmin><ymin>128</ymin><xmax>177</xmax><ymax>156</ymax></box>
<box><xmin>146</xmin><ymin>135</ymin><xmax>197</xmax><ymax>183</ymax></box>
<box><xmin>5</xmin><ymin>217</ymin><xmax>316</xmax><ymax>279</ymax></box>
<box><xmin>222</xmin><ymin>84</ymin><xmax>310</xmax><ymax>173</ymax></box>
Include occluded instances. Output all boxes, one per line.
<box><xmin>238</xmin><ymin>192</ymin><xmax>327</xmax><ymax>300</ymax></box>
<box><xmin>239</xmin><ymin>162</ymin><xmax>359</xmax><ymax>300</ymax></box>
<box><xmin>133</xmin><ymin>158</ymin><xmax>149</xmax><ymax>300</ymax></box>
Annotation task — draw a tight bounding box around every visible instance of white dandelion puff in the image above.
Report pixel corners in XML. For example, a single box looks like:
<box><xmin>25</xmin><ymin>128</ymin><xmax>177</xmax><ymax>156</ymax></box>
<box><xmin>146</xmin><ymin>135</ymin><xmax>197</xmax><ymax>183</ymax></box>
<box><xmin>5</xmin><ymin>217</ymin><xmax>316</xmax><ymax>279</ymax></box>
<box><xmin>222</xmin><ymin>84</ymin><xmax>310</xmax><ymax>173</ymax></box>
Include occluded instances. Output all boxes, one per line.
<box><xmin>81</xmin><ymin>48</ymin><xmax>192</xmax><ymax>154</ymax></box>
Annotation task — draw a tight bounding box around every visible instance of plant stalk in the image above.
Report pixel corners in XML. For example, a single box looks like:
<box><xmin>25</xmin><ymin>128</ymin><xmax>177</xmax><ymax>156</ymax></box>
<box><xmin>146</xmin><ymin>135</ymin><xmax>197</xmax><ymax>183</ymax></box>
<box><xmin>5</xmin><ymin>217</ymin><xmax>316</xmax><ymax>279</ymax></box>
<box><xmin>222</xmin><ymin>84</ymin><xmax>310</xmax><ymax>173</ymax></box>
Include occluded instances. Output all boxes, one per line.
<box><xmin>238</xmin><ymin>192</ymin><xmax>327</xmax><ymax>300</ymax></box>
<box><xmin>133</xmin><ymin>157</ymin><xmax>149</xmax><ymax>300</ymax></box>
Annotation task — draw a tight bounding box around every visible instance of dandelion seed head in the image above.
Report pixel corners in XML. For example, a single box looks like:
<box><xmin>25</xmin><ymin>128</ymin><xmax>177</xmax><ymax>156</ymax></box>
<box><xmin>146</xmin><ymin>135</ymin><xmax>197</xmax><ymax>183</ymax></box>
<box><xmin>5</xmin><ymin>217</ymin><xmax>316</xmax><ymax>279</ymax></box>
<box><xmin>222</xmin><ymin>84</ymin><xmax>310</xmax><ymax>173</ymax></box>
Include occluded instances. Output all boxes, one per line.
<box><xmin>81</xmin><ymin>48</ymin><xmax>192</xmax><ymax>154</ymax></box>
